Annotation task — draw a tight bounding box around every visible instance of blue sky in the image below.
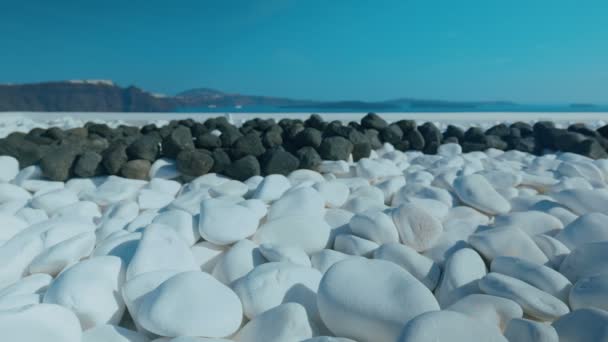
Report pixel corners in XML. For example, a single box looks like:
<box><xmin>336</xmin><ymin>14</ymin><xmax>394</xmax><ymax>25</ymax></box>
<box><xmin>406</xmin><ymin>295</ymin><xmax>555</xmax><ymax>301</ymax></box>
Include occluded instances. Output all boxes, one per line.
<box><xmin>1</xmin><ymin>0</ymin><xmax>607</xmax><ymax>103</ymax></box>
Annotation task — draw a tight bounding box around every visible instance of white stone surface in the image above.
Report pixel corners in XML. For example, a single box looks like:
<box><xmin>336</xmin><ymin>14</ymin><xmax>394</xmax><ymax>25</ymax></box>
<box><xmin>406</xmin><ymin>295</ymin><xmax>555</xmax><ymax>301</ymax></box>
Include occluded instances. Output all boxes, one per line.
<box><xmin>212</xmin><ymin>239</ymin><xmax>266</xmax><ymax>285</ymax></box>
<box><xmin>198</xmin><ymin>199</ymin><xmax>259</xmax><ymax>245</ymax></box>
<box><xmin>504</xmin><ymin>318</ymin><xmax>559</xmax><ymax>342</ymax></box>
<box><xmin>374</xmin><ymin>242</ymin><xmax>441</xmax><ymax>290</ymax></box>
<box><xmin>391</xmin><ymin>203</ymin><xmax>443</xmax><ymax>252</ymax></box>
<box><xmin>0</xmin><ymin>303</ymin><xmax>82</xmax><ymax>342</ymax></box>
<box><xmin>453</xmin><ymin>174</ymin><xmax>511</xmax><ymax>215</ymax></box>
<box><xmin>233</xmin><ymin>303</ymin><xmax>313</xmax><ymax>342</ymax></box>
<box><xmin>569</xmin><ymin>274</ymin><xmax>608</xmax><ymax>312</ymax></box>
<box><xmin>435</xmin><ymin>248</ymin><xmax>487</xmax><ymax>308</ymax></box>
<box><xmin>254</xmin><ymin>215</ymin><xmax>330</xmax><ymax>254</ymax></box>
<box><xmin>446</xmin><ymin>294</ymin><xmax>523</xmax><ymax>331</ymax></box>
<box><xmin>552</xmin><ymin>308</ymin><xmax>608</xmax><ymax>342</ymax></box>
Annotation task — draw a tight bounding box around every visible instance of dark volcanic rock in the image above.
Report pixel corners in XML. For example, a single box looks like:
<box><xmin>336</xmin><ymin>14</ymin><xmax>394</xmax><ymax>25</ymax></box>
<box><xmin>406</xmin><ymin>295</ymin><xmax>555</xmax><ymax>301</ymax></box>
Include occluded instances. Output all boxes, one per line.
<box><xmin>511</xmin><ymin>122</ymin><xmax>534</xmax><ymax>137</ymax></box>
<box><xmin>162</xmin><ymin>125</ymin><xmax>195</xmax><ymax>158</ymax></box>
<box><xmin>195</xmin><ymin>133</ymin><xmax>221</xmax><ymax>149</ymax></box>
<box><xmin>363</xmin><ymin>129</ymin><xmax>383</xmax><ymax>149</ymax></box>
<box><xmin>568</xmin><ymin>123</ymin><xmax>598</xmax><ymax>138</ymax></box>
<box><xmin>231</xmin><ymin>133</ymin><xmax>266</xmax><ymax>159</ymax></box>
<box><xmin>73</xmin><ymin>151</ymin><xmax>103</xmax><ymax>178</ymax></box>
<box><xmin>324</xmin><ymin>121</ymin><xmax>352</xmax><ymax>139</ymax></box>
<box><xmin>464</xmin><ymin>127</ymin><xmax>487</xmax><ymax>144</ymax></box>
<box><xmin>443</xmin><ymin>125</ymin><xmax>465</xmax><ymax>143</ymax></box>
<box><xmin>260</xmin><ymin>149</ymin><xmax>300</xmax><ymax>176</ymax></box>
<box><xmin>319</xmin><ymin>136</ymin><xmax>353</xmax><ymax>161</ymax></box>
<box><xmin>210</xmin><ymin>148</ymin><xmax>231</xmax><ymax>173</ymax></box>
<box><xmin>305</xmin><ymin>114</ymin><xmax>325</xmax><ymax>130</ymax></box>
<box><xmin>553</xmin><ymin>130</ymin><xmax>587</xmax><ymax>152</ymax></box>
<box><xmin>295</xmin><ymin>128</ymin><xmax>323</xmax><ymax>148</ymax></box>
<box><xmin>296</xmin><ymin>147</ymin><xmax>322</xmax><ymax>170</ymax></box>
<box><xmin>348</xmin><ymin>130</ymin><xmax>372</xmax><ymax>161</ymax></box>
<box><xmin>394</xmin><ymin>120</ymin><xmax>417</xmax><ymax>133</ymax></box>
<box><xmin>533</xmin><ymin>121</ymin><xmax>557</xmax><ymax>148</ymax></box>
<box><xmin>598</xmin><ymin>124</ymin><xmax>608</xmax><ymax>139</ymax></box>
<box><xmin>102</xmin><ymin>142</ymin><xmax>129</xmax><ymax>175</ymax></box>
<box><xmin>404</xmin><ymin>129</ymin><xmax>425</xmax><ymax>151</ymax></box>
<box><xmin>0</xmin><ymin>135</ymin><xmax>43</xmax><ymax>167</ymax></box>
<box><xmin>508</xmin><ymin>137</ymin><xmax>536</xmax><ymax>154</ymax></box>
<box><xmin>120</xmin><ymin>159</ymin><xmax>151</xmax><ymax>180</ymax></box>
<box><xmin>379</xmin><ymin>124</ymin><xmax>403</xmax><ymax>145</ymax></box>
<box><xmin>40</xmin><ymin>146</ymin><xmax>79</xmax><ymax>181</ymax></box>
<box><xmin>262</xmin><ymin>130</ymin><xmax>283</xmax><ymax>148</ymax></box>
<box><xmin>219</xmin><ymin>126</ymin><xmax>243</xmax><ymax>147</ymax></box>
<box><xmin>442</xmin><ymin>137</ymin><xmax>459</xmax><ymax>145</ymax></box>
<box><xmin>486</xmin><ymin>124</ymin><xmax>510</xmax><ymax>137</ymax></box>
<box><xmin>418</xmin><ymin>122</ymin><xmax>442</xmax><ymax>154</ymax></box>
<box><xmin>86</xmin><ymin>123</ymin><xmax>114</xmax><ymax>139</ymax></box>
<box><xmin>224</xmin><ymin>155</ymin><xmax>260</xmax><ymax>181</ymax></box>
<box><xmin>127</xmin><ymin>135</ymin><xmax>160</xmax><ymax>161</ymax></box>
<box><xmin>573</xmin><ymin>139</ymin><xmax>608</xmax><ymax>159</ymax></box>
<box><xmin>485</xmin><ymin>135</ymin><xmax>508</xmax><ymax>150</ymax></box>
<box><xmin>462</xmin><ymin>142</ymin><xmax>487</xmax><ymax>153</ymax></box>
<box><xmin>176</xmin><ymin>149</ymin><xmax>215</xmax><ymax>177</ymax></box>
<box><xmin>361</xmin><ymin>113</ymin><xmax>388</xmax><ymax>130</ymax></box>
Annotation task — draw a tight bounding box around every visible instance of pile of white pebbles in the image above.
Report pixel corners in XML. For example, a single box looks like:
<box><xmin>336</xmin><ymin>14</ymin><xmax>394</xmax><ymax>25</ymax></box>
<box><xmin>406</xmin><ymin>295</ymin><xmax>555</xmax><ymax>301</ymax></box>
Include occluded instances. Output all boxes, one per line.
<box><xmin>1</xmin><ymin>121</ymin><xmax>608</xmax><ymax>342</ymax></box>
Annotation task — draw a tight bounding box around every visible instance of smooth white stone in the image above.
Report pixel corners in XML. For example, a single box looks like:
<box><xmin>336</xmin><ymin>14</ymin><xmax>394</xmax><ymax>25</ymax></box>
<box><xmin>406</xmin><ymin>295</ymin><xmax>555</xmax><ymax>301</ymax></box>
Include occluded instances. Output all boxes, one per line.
<box><xmin>238</xmin><ymin>199</ymin><xmax>267</xmax><ymax>221</ymax></box>
<box><xmin>212</xmin><ymin>239</ymin><xmax>266</xmax><ymax>285</ymax></box>
<box><xmin>446</xmin><ymin>294</ymin><xmax>523</xmax><ymax>331</ymax></box>
<box><xmin>533</xmin><ymin>234</ymin><xmax>571</xmax><ymax>269</ymax></box>
<box><xmin>189</xmin><ymin>173</ymin><xmax>230</xmax><ymax>188</ymax></box>
<box><xmin>43</xmin><ymin>256</ymin><xmax>126</xmax><ymax>329</ymax></box>
<box><xmin>288</xmin><ymin>169</ymin><xmax>325</xmax><ymax>186</ymax></box>
<box><xmin>443</xmin><ymin>206</ymin><xmax>489</xmax><ymax>225</ymax></box>
<box><xmin>495</xmin><ymin>186</ymin><xmax>519</xmax><ymax>199</ymax></box>
<box><xmin>478</xmin><ymin>272</ymin><xmax>570</xmax><ymax>321</ymax></box>
<box><xmin>341</xmin><ymin>195</ymin><xmax>386</xmax><ymax>214</ymax></box>
<box><xmin>313</xmin><ymin>181</ymin><xmax>350</xmax><ymax>208</ymax></box>
<box><xmin>375</xmin><ymin>176</ymin><xmax>406</xmax><ymax>204</ymax></box>
<box><xmin>422</xmin><ymin>219</ymin><xmax>477</xmax><ymax>265</ymax></box>
<box><xmin>438</xmin><ymin>143</ymin><xmax>462</xmax><ymax>157</ymax></box>
<box><xmin>137</xmin><ymin>189</ymin><xmax>174</xmax><ymax>210</ymax></box>
<box><xmin>469</xmin><ymin>226</ymin><xmax>549</xmax><ymax>264</ymax></box>
<box><xmin>391</xmin><ymin>204</ymin><xmax>443</xmax><ymax>252</ymax></box>
<box><xmin>168</xmin><ymin>189</ymin><xmax>211</xmax><ymax>215</ymax></box>
<box><xmin>491</xmin><ymin>256</ymin><xmax>572</xmax><ymax>303</ymax></box>
<box><xmin>210</xmin><ymin>180</ymin><xmax>248</xmax><ymax>197</ymax></box>
<box><xmin>494</xmin><ymin>211</ymin><xmax>564</xmax><ymax>236</ymax></box>
<box><xmin>557</xmin><ymin>161</ymin><xmax>605</xmax><ymax>187</ymax></box>
<box><xmin>191</xmin><ymin>241</ymin><xmax>225</xmax><ymax>272</ymax></box>
<box><xmin>302</xmin><ymin>337</ymin><xmax>356</xmax><ymax>342</ymax></box>
<box><xmin>559</xmin><ymin>241</ymin><xmax>608</xmax><ymax>283</ymax></box>
<box><xmin>51</xmin><ymin>201</ymin><xmax>101</xmax><ymax>221</ymax></box>
<box><xmin>30</xmin><ymin>188</ymin><xmax>79</xmax><ymax>214</ymax></box>
<box><xmin>400</xmin><ymin>197</ymin><xmax>450</xmax><ymax>220</ymax></box>
<box><xmin>145</xmin><ymin>178</ymin><xmax>181</xmax><ymax>197</ymax></box>
<box><xmin>152</xmin><ymin>209</ymin><xmax>199</xmax><ymax>246</ymax></box>
<box><xmin>553</xmin><ymin>188</ymin><xmax>608</xmax><ymax>215</ymax></box>
<box><xmin>65</xmin><ymin>178</ymin><xmax>100</xmax><ymax>198</ymax></box>
<box><xmin>478</xmin><ymin>170</ymin><xmax>523</xmax><ymax>189</ymax></box>
<box><xmin>12</xmin><ymin>164</ymin><xmax>42</xmax><ymax>186</ymax></box>
<box><xmin>96</xmin><ymin>200</ymin><xmax>140</xmax><ymax>241</ymax></box>
<box><xmin>233</xmin><ymin>262</ymin><xmax>321</xmax><ymax>322</ymax></box>
<box><xmin>233</xmin><ymin>303</ymin><xmax>313</xmax><ymax>342</ymax></box>
<box><xmin>324</xmin><ymin>208</ymin><xmax>353</xmax><ymax>248</ymax></box>
<box><xmin>435</xmin><ymin>248</ymin><xmax>486</xmax><ymax>307</ymax></box>
<box><xmin>15</xmin><ymin>207</ymin><xmax>48</xmax><ymax>225</ymax></box>
<box><xmin>37</xmin><ymin>217</ymin><xmax>96</xmax><ymax>248</ymax></box>
<box><xmin>355</xmin><ymin>158</ymin><xmax>401</xmax><ymax>180</ymax></box>
<box><xmin>504</xmin><ymin>318</ymin><xmax>559</xmax><ymax>342</ymax></box>
<box><xmin>0</xmin><ymin>303</ymin><xmax>82</xmax><ymax>342</ymax></box>
<box><xmin>259</xmin><ymin>243</ymin><xmax>311</xmax><ymax>267</ymax></box>
<box><xmin>374</xmin><ymin>242</ymin><xmax>440</xmax><ymax>290</ymax></box>
<box><xmin>348</xmin><ymin>210</ymin><xmax>399</xmax><ymax>244</ymax></box>
<box><xmin>84</xmin><ymin>176</ymin><xmax>147</xmax><ymax>206</ymax></box>
<box><xmin>168</xmin><ymin>338</ymin><xmax>231</xmax><ymax>342</ymax></box>
<box><xmin>0</xmin><ymin>293</ymin><xmax>41</xmax><ymax>310</ymax></box>
<box><xmin>317</xmin><ymin>258</ymin><xmax>439</xmax><ymax>342</ymax></box>
<box><xmin>0</xmin><ymin>199</ymin><xmax>28</xmax><ymax>215</ymax></box>
<box><xmin>28</xmin><ymin>180</ymin><xmax>64</xmax><ymax>196</ymax></box>
<box><xmin>318</xmin><ymin>160</ymin><xmax>350</xmax><ymax>174</ymax></box>
<box><xmin>556</xmin><ymin>212</ymin><xmax>608</xmax><ymax>249</ymax></box>
<box><xmin>310</xmin><ymin>249</ymin><xmax>353</xmax><ymax>274</ymax></box>
<box><xmin>0</xmin><ymin>230</ymin><xmax>44</xmax><ymax>289</ymax></box>
<box><xmin>405</xmin><ymin>170</ymin><xmax>434</xmax><ymax>185</ymax></box>
<box><xmin>28</xmin><ymin>231</ymin><xmax>96</xmax><ymax>276</ymax></box>
<box><xmin>334</xmin><ymin>234</ymin><xmax>379</xmax><ymax>257</ymax></box>
<box><xmin>149</xmin><ymin>158</ymin><xmax>180</xmax><ymax>179</ymax></box>
<box><xmin>552</xmin><ymin>308</ymin><xmax>608</xmax><ymax>342</ymax></box>
<box><xmin>570</xmin><ymin>274</ymin><xmax>608</xmax><ymax>312</ymax></box>
<box><xmin>267</xmin><ymin>187</ymin><xmax>324</xmax><ymax>221</ymax></box>
<box><xmin>255</xmin><ymin>215</ymin><xmax>330</xmax><ymax>254</ymax></box>
<box><xmin>244</xmin><ymin>175</ymin><xmax>264</xmax><ymax>197</ymax></box>
<box><xmin>0</xmin><ymin>156</ymin><xmax>19</xmax><ymax>182</ymax></box>
<box><xmin>397</xmin><ymin>310</ymin><xmax>508</xmax><ymax>342</ymax></box>
<box><xmin>122</xmin><ymin>270</ymin><xmax>181</xmax><ymax>333</ymax></box>
<box><xmin>551</xmin><ymin>177</ymin><xmax>594</xmax><ymax>192</ymax></box>
<box><xmin>530</xmin><ymin>200</ymin><xmax>578</xmax><ymax>226</ymax></box>
<box><xmin>0</xmin><ymin>213</ymin><xmax>28</xmax><ymax>241</ymax></box>
<box><xmin>126</xmin><ymin>224</ymin><xmax>198</xmax><ymax>281</ymax></box>
<box><xmin>509</xmin><ymin>195</ymin><xmax>555</xmax><ymax>212</ymax></box>
<box><xmin>198</xmin><ymin>199</ymin><xmax>259</xmax><ymax>246</ymax></box>
<box><xmin>0</xmin><ymin>273</ymin><xmax>51</xmax><ymax>299</ymax></box>
<box><xmin>453</xmin><ymin>174</ymin><xmax>511</xmax><ymax>215</ymax></box>
<box><xmin>252</xmin><ymin>174</ymin><xmax>291</xmax><ymax>203</ymax></box>
<box><xmin>125</xmin><ymin>209</ymin><xmax>158</xmax><ymax>233</ymax></box>
<box><xmin>137</xmin><ymin>271</ymin><xmax>242</xmax><ymax>338</ymax></box>
<box><xmin>519</xmin><ymin>173</ymin><xmax>558</xmax><ymax>192</ymax></box>
<box><xmin>82</xmin><ymin>324</ymin><xmax>150</xmax><ymax>342</ymax></box>
<box><xmin>92</xmin><ymin>232</ymin><xmax>141</xmax><ymax>266</ymax></box>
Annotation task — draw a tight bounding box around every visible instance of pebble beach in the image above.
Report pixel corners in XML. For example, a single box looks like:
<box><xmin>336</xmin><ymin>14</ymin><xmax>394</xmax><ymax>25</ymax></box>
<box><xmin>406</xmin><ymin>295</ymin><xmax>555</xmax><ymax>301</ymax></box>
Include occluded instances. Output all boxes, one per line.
<box><xmin>1</xmin><ymin>112</ymin><xmax>608</xmax><ymax>342</ymax></box>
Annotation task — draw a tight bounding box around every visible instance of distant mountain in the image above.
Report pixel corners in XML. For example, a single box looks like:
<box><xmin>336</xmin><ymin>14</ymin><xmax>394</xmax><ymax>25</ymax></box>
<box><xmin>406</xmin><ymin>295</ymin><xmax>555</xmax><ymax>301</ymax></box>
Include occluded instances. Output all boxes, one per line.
<box><xmin>176</xmin><ymin>88</ymin><xmax>317</xmax><ymax>108</ymax></box>
<box><xmin>0</xmin><ymin>81</ymin><xmax>177</xmax><ymax>112</ymax></box>
<box><xmin>385</xmin><ymin>98</ymin><xmax>516</xmax><ymax>109</ymax></box>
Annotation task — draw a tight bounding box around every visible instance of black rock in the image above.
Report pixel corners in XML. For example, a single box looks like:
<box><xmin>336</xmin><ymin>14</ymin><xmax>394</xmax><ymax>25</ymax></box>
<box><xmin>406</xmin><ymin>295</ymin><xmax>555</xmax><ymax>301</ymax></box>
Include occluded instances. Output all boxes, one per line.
<box><xmin>42</xmin><ymin>127</ymin><xmax>65</xmax><ymax>141</ymax></box>
<box><xmin>0</xmin><ymin>136</ymin><xmax>43</xmax><ymax>167</ymax></box>
<box><xmin>418</xmin><ymin>122</ymin><xmax>442</xmax><ymax>154</ymax></box>
<box><xmin>219</xmin><ymin>126</ymin><xmax>242</xmax><ymax>147</ymax></box>
<box><xmin>178</xmin><ymin>118</ymin><xmax>195</xmax><ymax>128</ymax></box>
<box><xmin>394</xmin><ymin>120</ymin><xmax>417</xmax><ymax>133</ymax></box>
<box><xmin>318</xmin><ymin>136</ymin><xmax>353</xmax><ymax>161</ymax></box>
<box><xmin>508</xmin><ymin>137</ymin><xmax>536</xmax><ymax>154</ymax></box>
<box><xmin>347</xmin><ymin>121</ymin><xmax>362</xmax><ymax>130</ymax></box>
<box><xmin>361</xmin><ymin>113</ymin><xmax>388</xmax><ymax>130</ymax></box>
<box><xmin>73</xmin><ymin>151</ymin><xmax>103</xmax><ymax>178</ymax></box>
<box><xmin>573</xmin><ymin>139</ymin><xmax>608</xmax><ymax>159</ymax></box>
<box><xmin>510</xmin><ymin>122</ymin><xmax>534</xmax><ymax>137</ymax></box>
<box><xmin>485</xmin><ymin>135</ymin><xmax>508</xmax><ymax>150</ymax></box>
<box><xmin>442</xmin><ymin>137</ymin><xmax>459</xmax><ymax>145</ymax></box>
<box><xmin>352</xmin><ymin>140</ymin><xmax>372</xmax><ymax>161</ymax></box>
<box><xmin>464</xmin><ymin>127</ymin><xmax>487</xmax><ymax>144</ymax></box>
<box><xmin>195</xmin><ymin>133</ymin><xmax>221</xmax><ymax>149</ymax></box>
<box><xmin>404</xmin><ymin>129</ymin><xmax>425</xmax><ymax>151</ymax></box>
<box><xmin>141</xmin><ymin>124</ymin><xmax>158</xmax><ymax>134</ymax></box>
<box><xmin>102</xmin><ymin>141</ymin><xmax>129</xmax><ymax>175</ymax></box>
<box><xmin>262</xmin><ymin>129</ymin><xmax>283</xmax><ymax>148</ymax></box>
<box><xmin>162</xmin><ymin>125</ymin><xmax>195</xmax><ymax>158</ymax></box>
<box><xmin>553</xmin><ymin>130</ymin><xmax>587</xmax><ymax>152</ymax></box>
<box><xmin>363</xmin><ymin>129</ymin><xmax>383</xmax><ymax>149</ymax></box>
<box><xmin>231</xmin><ymin>133</ymin><xmax>266</xmax><ymax>159</ymax></box>
<box><xmin>86</xmin><ymin>123</ymin><xmax>114</xmax><ymax>139</ymax></box>
<box><xmin>210</xmin><ymin>148</ymin><xmax>231</xmax><ymax>173</ymax></box>
<box><xmin>295</xmin><ymin>128</ymin><xmax>323</xmax><ymax>148</ymax></box>
<box><xmin>304</xmin><ymin>114</ymin><xmax>325</xmax><ymax>130</ymax></box>
<box><xmin>224</xmin><ymin>155</ymin><xmax>260</xmax><ymax>181</ymax></box>
<box><xmin>509</xmin><ymin>127</ymin><xmax>522</xmax><ymax>139</ymax></box>
<box><xmin>127</xmin><ymin>135</ymin><xmax>160</xmax><ymax>161</ymax></box>
<box><xmin>40</xmin><ymin>146</ymin><xmax>79</xmax><ymax>181</ymax></box>
<box><xmin>568</xmin><ymin>123</ymin><xmax>598</xmax><ymax>138</ymax></box>
<box><xmin>158</xmin><ymin>125</ymin><xmax>174</xmax><ymax>139</ymax></box>
<box><xmin>296</xmin><ymin>147</ymin><xmax>322</xmax><ymax>170</ymax></box>
<box><xmin>461</xmin><ymin>142</ymin><xmax>487</xmax><ymax>153</ymax></box>
<box><xmin>176</xmin><ymin>149</ymin><xmax>215</xmax><ymax>177</ymax></box>
<box><xmin>324</xmin><ymin>121</ymin><xmax>352</xmax><ymax>139</ymax></box>
<box><xmin>597</xmin><ymin>124</ymin><xmax>608</xmax><ymax>139</ymax></box>
<box><xmin>120</xmin><ymin>159</ymin><xmax>151</xmax><ymax>180</ymax></box>
<box><xmin>190</xmin><ymin>123</ymin><xmax>208</xmax><ymax>137</ymax></box>
<box><xmin>533</xmin><ymin>121</ymin><xmax>557</xmax><ymax>148</ymax></box>
<box><xmin>283</xmin><ymin>123</ymin><xmax>306</xmax><ymax>142</ymax></box>
<box><xmin>260</xmin><ymin>149</ymin><xmax>300</xmax><ymax>176</ymax></box>
<box><xmin>443</xmin><ymin>125</ymin><xmax>465</xmax><ymax>142</ymax></box>
<box><xmin>486</xmin><ymin>124</ymin><xmax>510</xmax><ymax>137</ymax></box>
<box><xmin>379</xmin><ymin>124</ymin><xmax>403</xmax><ymax>145</ymax></box>
<box><xmin>65</xmin><ymin>127</ymin><xmax>89</xmax><ymax>140</ymax></box>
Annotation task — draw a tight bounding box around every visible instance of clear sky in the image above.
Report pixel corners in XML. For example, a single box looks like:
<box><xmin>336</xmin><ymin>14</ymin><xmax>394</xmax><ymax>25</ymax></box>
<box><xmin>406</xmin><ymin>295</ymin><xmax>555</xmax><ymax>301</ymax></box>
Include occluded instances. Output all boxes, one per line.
<box><xmin>1</xmin><ymin>0</ymin><xmax>607</xmax><ymax>103</ymax></box>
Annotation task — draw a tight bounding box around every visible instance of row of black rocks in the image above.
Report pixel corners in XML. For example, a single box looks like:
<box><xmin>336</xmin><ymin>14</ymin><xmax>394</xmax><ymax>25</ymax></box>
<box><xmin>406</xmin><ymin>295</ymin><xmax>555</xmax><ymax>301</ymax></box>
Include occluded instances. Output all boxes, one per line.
<box><xmin>1</xmin><ymin>113</ymin><xmax>608</xmax><ymax>182</ymax></box>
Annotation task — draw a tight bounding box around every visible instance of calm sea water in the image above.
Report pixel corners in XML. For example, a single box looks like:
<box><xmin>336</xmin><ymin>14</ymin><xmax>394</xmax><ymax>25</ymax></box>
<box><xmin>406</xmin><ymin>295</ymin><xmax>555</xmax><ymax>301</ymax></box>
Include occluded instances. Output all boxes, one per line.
<box><xmin>177</xmin><ymin>104</ymin><xmax>608</xmax><ymax>113</ymax></box>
